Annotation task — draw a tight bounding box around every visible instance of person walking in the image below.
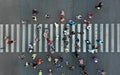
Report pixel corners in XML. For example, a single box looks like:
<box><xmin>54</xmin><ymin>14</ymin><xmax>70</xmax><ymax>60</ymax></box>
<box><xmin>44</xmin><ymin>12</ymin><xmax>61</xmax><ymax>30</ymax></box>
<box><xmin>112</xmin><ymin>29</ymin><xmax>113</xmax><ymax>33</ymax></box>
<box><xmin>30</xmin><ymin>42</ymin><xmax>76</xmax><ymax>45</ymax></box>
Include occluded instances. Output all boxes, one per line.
<box><xmin>84</xmin><ymin>20</ymin><xmax>90</xmax><ymax>26</ymax></box>
<box><xmin>96</xmin><ymin>39</ymin><xmax>104</xmax><ymax>45</ymax></box>
<box><xmin>32</xmin><ymin>15</ymin><xmax>37</xmax><ymax>21</ymax></box>
<box><xmin>48</xmin><ymin>69</ymin><xmax>53</xmax><ymax>75</ymax></box>
<box><xmin>97</xmin><ymin>69</ymin><xmax>107</xmax><ymax>75</ymax></box>
<box><xmin>89</xmin><ymin>13</ymin><xmax>93</xmax><ymax>19</ymax></box>
<box><xmin>60</xmin><ymin>17</ymin><xmax>65</xmax><ymax>22</ymax></box>
<box><xmin>38</xmin><ymin>70</ymin><xmax>42</xmax><ymax>75</ymax></box>
<box><xmin>60</xmin><ymin>10</ymin><xmax>65</xmax><ymax>16</ymax></box>
<box><xmin>45</xmin><ymin>14</ymin><xmax>50</xmax><ymax>19</ymax></box>
<box><xmin>54</xmin><ymin>22</ymin><xmax>59</xmax><ymax>28</ymax></box>
<box><xmin>25</xmin><ymin>62</ymin><xmax>30</xmax><ymax>67</ymax></box>
<box><xmin>32</xmin><ymin>53</ymin><xmax>37</xmax><ymax>60</ymax></box>
<box><xmin>95</xmin><ymin>2</ymin><xmax>103</xmax><ymax>10</ymax></box>
<box><xmin>83</xmin><ymin>71</ymin><xmax>88</xmax><ymax>75</ymax></box>
<box><xmin>5</xmin><ymin>36</ymin><xmax>16</xmax><ymax>45</ymax></box>
<box><xmin>32</xmin><ymin>9</ymin><xmax>39</xmax><ymax>15</ymax></box>
<box><xmin>75</xmin><ymin>14</ymin><xmax>82</xmax><ymax>20</ymax></box>
<box><xmin>18</xmin><ymin>53</ymin><xmax>25</xmax><ymax>60</ymax></box>
<box><xmin>88</xmin><ymin>49</ymin><xmax>97</xmax><ymax>54</ymax></box>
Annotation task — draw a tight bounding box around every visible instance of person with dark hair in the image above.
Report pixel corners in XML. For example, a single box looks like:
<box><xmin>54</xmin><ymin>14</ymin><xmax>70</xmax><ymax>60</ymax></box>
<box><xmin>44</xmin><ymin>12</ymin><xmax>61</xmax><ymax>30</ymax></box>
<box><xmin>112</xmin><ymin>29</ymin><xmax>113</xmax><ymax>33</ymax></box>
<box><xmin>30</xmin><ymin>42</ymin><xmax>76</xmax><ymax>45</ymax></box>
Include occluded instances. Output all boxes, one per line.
<box><xmin>83</xmin><ymin>71</ymin><xmax>88</xmax><ymax>75</ymax></box>
<box><xmin>45</xmin><ymin>14</ymin><xmax>50</xmax><ymax>19</ymax></box>
<box><xmin>95</xmin><ymin>2</ymin><xmax>103</xmax><ymax>10</ymax></box>
<box><xmin>32</xmin><ymin>9</ymin><xmax>39</xmax><ymax>15</ymax></box>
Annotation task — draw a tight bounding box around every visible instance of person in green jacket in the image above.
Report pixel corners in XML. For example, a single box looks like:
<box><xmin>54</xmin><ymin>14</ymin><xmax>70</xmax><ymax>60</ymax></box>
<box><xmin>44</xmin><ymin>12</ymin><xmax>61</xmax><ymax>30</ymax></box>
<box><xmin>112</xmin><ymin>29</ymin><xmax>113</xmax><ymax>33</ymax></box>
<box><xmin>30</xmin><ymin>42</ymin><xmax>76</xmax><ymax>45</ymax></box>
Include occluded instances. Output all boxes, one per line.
<box><xmin>38</xmin><ymin>70</ymin><xmax>42</xmax><ymax>75</ymax></box>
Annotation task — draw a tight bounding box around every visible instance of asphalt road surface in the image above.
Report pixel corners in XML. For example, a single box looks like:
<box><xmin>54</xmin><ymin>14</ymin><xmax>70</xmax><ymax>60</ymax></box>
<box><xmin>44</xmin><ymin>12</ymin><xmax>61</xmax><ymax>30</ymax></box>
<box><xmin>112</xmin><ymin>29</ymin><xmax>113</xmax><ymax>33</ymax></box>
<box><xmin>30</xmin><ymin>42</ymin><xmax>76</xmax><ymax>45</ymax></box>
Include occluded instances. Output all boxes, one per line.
<box><xmin>0</xmin><ymin>0</ymin><xmax>120</xmax><ymax>75</ymax></box>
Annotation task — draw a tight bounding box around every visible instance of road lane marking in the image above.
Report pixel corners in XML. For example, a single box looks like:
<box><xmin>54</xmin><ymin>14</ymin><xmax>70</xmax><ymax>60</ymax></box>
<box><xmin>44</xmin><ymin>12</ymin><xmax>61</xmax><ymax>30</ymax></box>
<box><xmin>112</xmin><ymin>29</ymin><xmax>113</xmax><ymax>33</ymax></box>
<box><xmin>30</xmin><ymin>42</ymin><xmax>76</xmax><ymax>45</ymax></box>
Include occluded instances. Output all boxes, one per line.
<box><xmin>44</xmin><ymin>24</ymin><xmax>48</xmax><ymax>52</ymax></box>
<box><xmin>33</xmin><ymin>24</ymin><xmax>37</xmax><ymax>52</ymax></box>
<box><xmin>50</xmin><ymin>24</ymin><xmax>53</xmax><ymax>40</ymax></box>
<box><xmin>11</xmin><ymin>24</ymin><xmax>14</xmax><ymax>52</ymax></box>
<box><xmin>28</xmin><ymin>24</ymin><xmax>32</xmax><ymax>53</ymax></box>
<box><xmin>105</xmin><ymin>24</ymin><xmax>109</xmax><ymax>52</ymax></box>
<box><xmin>0</xmin><ymin>24</ymin><xmax>3</xmax><ymax>53</ymax></box>
<box><xmin>39</xmin><ymin>24</ymin><xmax>42</xmax><ymax>52</ymax></box>
<box><xmin>88</xmin><ymin>24</ymin><xmax>92</xmax><ymax>50</ymax></box>
<box><xmin>94</xmin><ymin>24</ymin><xmax>98</xmax><ymax>52</ymax></box>
<box><xmin>5</xmin><ymin>24</ymin><xmax>9</xmax><ymax>52</ymax></box>
<box><xmin>77</xmin><ymin>24</ymin><xmax>81</xmax><ymax>52</ymax></box>
<box><xmin>16</xmin><ymin>24</ymin><xmax>20</xmax><ymax>52</ymax></box>
<box><xmin>111</xmin><ymin>24</ymin><xmax>115</xmax><ymax>52</ymax></box>
<box><xmin>55</xmin><ymin>24</ymin><xmax>59</xmax><ymax>52</ymax></box>
<box><xmin>117</xmin><ymin>24</ymin><xmax>120</xmax><ymax>52</ymax></box>
<box><xmin>72</xmin><ymin>25</ymin><xmax>75</xmax><ymax>52</ymax></box>
<box><xmin>60</xmin><ymin>24</ymin><xmax>64</xmax><ymax>52</ymax></box>
<box><xmin>83</xmin><ymin>24</ymin><xmax>87</xmax><ymax>52</ymax></box>
<box><xmin>22</xmin><ymin>24</ymin><xmax>26</xmax><ymax>52</ymax></box>
<box><xmin>100</xmin><ymin>24</ymin><xmax>104</xmax><ymax>52</ymax></box>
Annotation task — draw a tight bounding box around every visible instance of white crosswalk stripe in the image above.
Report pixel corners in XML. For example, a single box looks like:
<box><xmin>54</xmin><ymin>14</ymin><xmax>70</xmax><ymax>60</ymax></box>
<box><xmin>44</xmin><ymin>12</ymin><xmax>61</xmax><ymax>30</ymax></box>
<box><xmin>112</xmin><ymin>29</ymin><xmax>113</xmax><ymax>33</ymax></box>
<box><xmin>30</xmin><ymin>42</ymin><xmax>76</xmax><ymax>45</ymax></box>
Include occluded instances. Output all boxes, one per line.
<box><xmin>11</xmin><ymin>24</ymin><xmax>15</xmax><ymax>53</ymax></box>
<box><xmin>100</xmin><ymin>24</ymin><xmax>104</xmax><ymax>52</ymax></box>
<box><xmin>88</xmin><ymin>24</ymin><xmax>92</xmax><ymax>50</ymax></box>
<box><xmin>0</xmin><ymin>23</ymin><xmax>119</xmax><ymax>53</ymax></box>
<box><xmin>83</xmin><ymin>24</ymin><xmax>87</xmax><ymax>52</ymax></box>
<box><xmin>28</xmin><ymin>24</ymin><xmax>32</xmax><ymax>48</ymax></box>
<box><xmin>66</xmin><ymin>24</ymin><xmax>70</xmax><ymax>52</ymax></box>
<box><xmin>117</xmin><ymin>24</ymin><xmax>120</xmax><ymax>52</ymax></box>
<box><xmin>60</xmin><ymin>24</ymin><xmax>64</xmax><ymax>52</ymax></box>
<box><xmin>77</xmin><ymin>24</ymin><xmax>81</xmax><ymax>52</ymax></box>
<box><xmin>94</xmin><ymin>24</ymin><xmax>98</xmax><ymax>52</ymax></box>
<box><xmin>72</xmin><ymin>25</ymin><xmax>75</xmax><ymax>52</ymax></box>
<box><xmin>44</xmin><ymin>24</ymin><xmax>48</xmax><ymax>52</ymax></box>
<box><xmin>0</xmin><ymin>24</ymin><xmax>3</xmax><ymax>53</ymax></box>
<box><xmin>22</xmin><ymin>24</ymin><xmax>26</xmax><ymax>52</ymax></box>
<box><xmin>16</xmin><ymin>24</ymin><xmax>20</xmax><ymax>52</ymax></box>
<box><xmin>55</xmin><ymin>24</ymin><xmax>59</xmax><ymax>52</ymax></box>
<box><xmin>111</xmin><ymin>24</ymin><xmax>115</xmax><ymax>52</ymax></box>
<box><xmin>33</xmin><ymin>24</ymin><xmax>37</xmax><ymax>52</ymax></box>
<box><xmin>5</xmin><ymin>24</ymin><xmax>9</xmax><ymax>52</ymax></box>
<box><xmin>39</xmin><ymin>24</ymin><xmax>42</xmax><ymax>52</ymax></box>
<box><xmin>105</xmin><ymin>24</ymin><xmax>109</xmax><ymax>52</ymax></box>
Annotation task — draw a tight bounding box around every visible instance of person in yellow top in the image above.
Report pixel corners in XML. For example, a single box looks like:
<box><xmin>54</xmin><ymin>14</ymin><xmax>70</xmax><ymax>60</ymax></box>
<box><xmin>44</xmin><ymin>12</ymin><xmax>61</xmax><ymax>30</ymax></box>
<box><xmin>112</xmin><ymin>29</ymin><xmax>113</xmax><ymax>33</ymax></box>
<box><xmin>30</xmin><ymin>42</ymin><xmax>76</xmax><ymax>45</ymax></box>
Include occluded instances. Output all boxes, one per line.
<box><xmin>38</xmin><ymin>70</ymin><xmax>42</xmax><ymax>75</ymax></box>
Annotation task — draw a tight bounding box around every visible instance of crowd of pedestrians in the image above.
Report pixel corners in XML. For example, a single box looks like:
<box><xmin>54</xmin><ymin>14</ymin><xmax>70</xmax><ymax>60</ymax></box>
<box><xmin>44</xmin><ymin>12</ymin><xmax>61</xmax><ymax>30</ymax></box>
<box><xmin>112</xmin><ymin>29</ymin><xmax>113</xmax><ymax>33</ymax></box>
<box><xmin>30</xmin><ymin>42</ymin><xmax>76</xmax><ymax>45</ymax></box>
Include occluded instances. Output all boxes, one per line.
<box><xmin>18</xmin><ymin>2</ymin><xmax>106</xmax><ymax>75</ymax></box>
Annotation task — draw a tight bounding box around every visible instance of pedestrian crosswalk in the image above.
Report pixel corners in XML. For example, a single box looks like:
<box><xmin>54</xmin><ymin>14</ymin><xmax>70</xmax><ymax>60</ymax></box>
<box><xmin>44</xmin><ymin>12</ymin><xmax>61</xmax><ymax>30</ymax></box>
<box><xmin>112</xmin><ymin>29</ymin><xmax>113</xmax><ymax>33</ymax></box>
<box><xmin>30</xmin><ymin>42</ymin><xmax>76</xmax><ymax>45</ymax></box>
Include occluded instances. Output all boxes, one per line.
<box><xmin>0</xmin><ymin>23</ymin><xmax>119</xmax><ymax>53</ymax></box>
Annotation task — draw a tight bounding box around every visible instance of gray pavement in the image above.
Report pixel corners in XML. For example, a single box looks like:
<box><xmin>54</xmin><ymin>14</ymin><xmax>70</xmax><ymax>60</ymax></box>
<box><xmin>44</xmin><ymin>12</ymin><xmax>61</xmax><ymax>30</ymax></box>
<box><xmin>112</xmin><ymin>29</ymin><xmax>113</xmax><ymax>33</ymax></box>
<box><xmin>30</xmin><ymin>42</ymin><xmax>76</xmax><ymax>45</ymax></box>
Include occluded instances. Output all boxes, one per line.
<box><xmin>0</xmin><ymin>0</ymin><xmax>120</xmax><ymax>75</ymax></box>
<box><xmin>0</xmin><ymin>53</ymin><xmax>120</xmax><ymax>75</ymax></box>
<box><xmin>0</xmin><ymin>0</ymin><xmax>120</xmax><ymax>24</ymax></box>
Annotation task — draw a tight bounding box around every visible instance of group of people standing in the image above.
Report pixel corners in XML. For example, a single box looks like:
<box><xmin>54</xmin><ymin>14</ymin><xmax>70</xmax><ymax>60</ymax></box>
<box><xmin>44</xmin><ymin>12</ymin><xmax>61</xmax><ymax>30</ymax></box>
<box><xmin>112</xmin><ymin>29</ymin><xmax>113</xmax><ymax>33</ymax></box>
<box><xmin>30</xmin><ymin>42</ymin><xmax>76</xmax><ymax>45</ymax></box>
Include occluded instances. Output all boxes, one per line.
<box><xmin>18</xmin><ymin>1</ymin><xmax>107</xmax><ymax>75</ymax></box>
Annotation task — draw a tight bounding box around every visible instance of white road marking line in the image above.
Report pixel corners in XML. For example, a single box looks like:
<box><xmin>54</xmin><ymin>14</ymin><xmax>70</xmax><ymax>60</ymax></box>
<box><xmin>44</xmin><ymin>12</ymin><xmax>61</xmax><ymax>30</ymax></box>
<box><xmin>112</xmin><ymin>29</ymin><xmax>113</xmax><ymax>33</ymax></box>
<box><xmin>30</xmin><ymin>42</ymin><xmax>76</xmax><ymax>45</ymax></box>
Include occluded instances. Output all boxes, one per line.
<box><xmin>22</xmin><ymin>24</ymin><xmax>26</xmax><ymax>52</ymax></box>
<box><xmin>39</xmin><ymin>24</ymin><xmax>42</xmax><ymax>52</ymax></box>
<box><xmin>44</xmin><ymin>24</ymin><xmax>48</xmax><ymax>52</ymax></box>
<box><xmin>55</xmin><ymin>24</ymin><xmax>59</xmax><ymax>52</ymax></box>
<box><xmin>77</xmin><ymin>24</ymin><xmax>81</xmax><ymax>52</ymax></box>
<box><xmin>28</xmin><ymin>24</ymin><xmax>32</xmax><ymax>46</ymax></box>
<box><xmin>11</xmin><ymin>24</ymin><xmax>14</xmax><ymax>53</ymax></box>
<box><xmin>88</xmin><ymin>24</ymin><xmax>92</xmax><ymax>50</ymax></box>
<box><xmin>0</xmin><ymin>24</ymin><xmax>3</xmax><ymax>53</ymax></box>
<box><xmin>50</xmin><ymin>24</ymin><xmax>53</xmax><ymax>40</ymax></box>
<box><xmin>117</xmin><ymin>24</ymin><xmax>120</xmax><ymax>52</ymax></box>
<box><xmin>83</xmin><ymin>24</ymin><xmax>86</xmax><ymax>52</ymax></box>
<box><xmin>33</xmin><ymin>24</ymin><xmax>37</xmax><ymax>52</ymax></box>
<box><xmin>5</xmin><ymin>24</ymin><xmax>9</xmax><ymax>52</ymax></box>
<box><xmin>72</xmin><ymin>25</ymin><xmax>75</xmax><ymax>52</ymax></box>
<box><xmin>111</xmin><ymin>24</ymin><xmax>114</xmax><ymax>52</ymax></box>
<box><xmin>66</xmin><ymin>24</ymin><xmax>70</xmax><ymax>52</ymax></box>
<box><xmin>105</xmin><ymin>24</ymin><xmax>109</xmax><ymax>52</ymax></box>
<box><xmin>16</xmin><ymin>24</ymin><xmax>20</xmax><ymax>52</ymax></box>
<box><xmin>100</xmin><ymin>24</ymin><xmax>104</xmax><ymax>52</ymax></box>
<box><xmin>1</xmin><ymin>23</ymin><xmax>119</xmax><ymax>53</ymax></box>
<box><xmin>94</xmin><ymin>24</ymin><xmax>98</xmax><ymax>52</ymax></box>
<box><xmin>61</xmin><ymin>24</ymin><xmax>64</xmax><ymax>52</ymax></box>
